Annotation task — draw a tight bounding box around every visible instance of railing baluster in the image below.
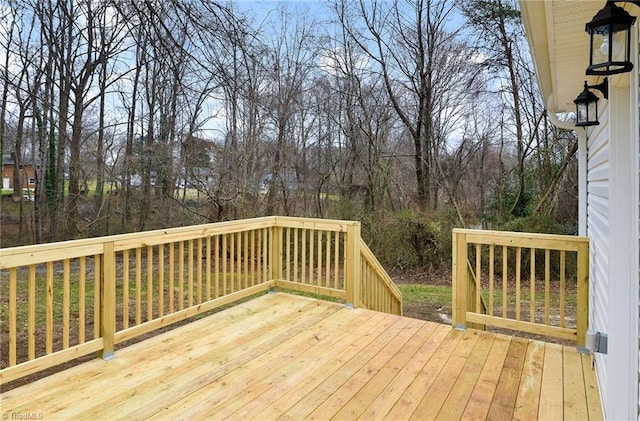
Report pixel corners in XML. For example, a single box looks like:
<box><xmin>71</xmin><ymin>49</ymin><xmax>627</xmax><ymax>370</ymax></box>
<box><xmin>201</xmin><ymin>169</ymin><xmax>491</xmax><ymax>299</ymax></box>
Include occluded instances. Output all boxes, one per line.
<box><xmin>489</xmin><ymin>245</ymin><xmax>494</xmax><ymax>316</ymax></box>
<box><xmin>293</xmin><ymin>228</ymin><xmax>299</xmax><ymax>283</ymax></box>
<box><xmin>236</xmin><ymin>232</ymin><xmax>242</xmax><ymax>290</ymax></box>
<box><xmin>250</xmin><ymin>231</ymin><xmax>255</xmax><ymax>287</ymax></box>
<box><xmin>222</xmin><ymin>235</ymin><xmax>227</xmax><ymax>296</ymax></box>
<box><xmin>188</xmin><ymin>240</ymin><xmax>194</xmax><ymax>307</ymax></box>
<box><xmin>475</xmin><ymin>244</ymin><xmax>481</xmax><ymax>315</ymax></box>
<box><xmin>206</xmin><ymin>236</ymin><xmax>212</xmax><ymax>300</ymax></box>
<box><xmin>230</xmin><ymin>233</ymin><xmax>235</xmax><ymax>293</ymax></box>
<box><xmin>283</xmin><ymin>227</ymin><xmax>289</xmax><ymax>282</ymax></box>
<box><xmin>122</xmin><ymin>250</ymin><xmax>129</xmax><ymax>329</ymax></box>
<box><xmin>46</xmin><ymin>261</ymin><xmax>53</xmax><ymax>353</ymax></box>
<box><xmin>530</xmin><ymin>248</ymin><xmax>535</xmax><ymax>323</ymax></box>
<box><xmin>502</xmin><ymin>246</ymin><xmax>508</xmax><ymax>318</ymax></box>
<box><xmin>169</xmin><ymin>243</ymin><xmax>175</xmax><ymax>313</ymax></box>
<box><xmin>198</xmin><ymin>238</ymin><xmax>203</xmax><ymax>304</ymax></box>
<box><xmin>94</xmin><ymin>254</ymin><xmax>101</xmax><ymax>340</ymax></box>
<box><xmin>9</xmin><ymin>268</ymin><xmax>17</xmax><ymax>365</ymax></box>
<box><xmin>516</xmin><ymin>247</ymin><xmax>521</xmax><ymax>321</ymax></box>
<box><xmin>243</xmin><ymin>231</ymin><xmax>249</xmax><ymax>289</ymax></box>
<box><xmin>309</xmin><ymin>230</ymin><xmax>315</xmax><ymax>285</ymax></box>
<box><xmin>325</xmin><ymin>231</ymin><xmax>331</xmax><ymax>288</ymax></box>
<box><xmin>545</xmin><ymin>249</ymin><xmax>550</xmax><ymax>325</ymax></box>
<box><xmin>136</xmin><ymin>247</ymin><xmax>142</xmax><ymax>323</ymax></box>
<box><xmin>560</xmin><ymin>250</ymin><xmax>566</xmax><ymax>328</ymax></box>
<box><xmin>317</xmin><ymin>231</ymin><xmax>323</xmax><ymax>286</ymax></box>
<box><xmin>373</xmin><ymin>267</ymin><xmax>377</xmax><ymax>308</ymax></box>
<box><xmin>158</xmin><ymin>245</ymin><xmax>165</xmax><ymax>317</ymax></box>
<box><xmin>334</xmin><ymin>231</ymin><xmax>339</xmax><ymax>289</ymax></box>
<box><xmin>147</xmin><ymin>245</ymin><xmax>154</xmax><ymax>321</ymax></box>
<box><xmin>301</xmin><ymin>229</ymin><xmax>307</xmax><ymax>284</ymax></box>
<box><xmin>178</xmin><ymin>241</ymin><xmax>184</xmax><ymax>310</ymax></box>
<box><xmin>28</xmin><ymin>264</ymin><xmax>36</xmax><ymax>359</ymax></box>
<box><xmin>214</xmin><ymin>235</ymin><xmax>220</xmax><ymax>298</ymax></box>
<box><xmin>262</xmin><ymin>228</ymin><xmax>268</xmax><ymax>282</ymax></box>
<box><xmin>343</xmin><ymin>231</ymin><xmax>347</xmax><ymax>289</ymax></box>
<box><xmin>63</xmin><ymin>258</ymin><xmax>70</xmax><ymax>349</ymax></box>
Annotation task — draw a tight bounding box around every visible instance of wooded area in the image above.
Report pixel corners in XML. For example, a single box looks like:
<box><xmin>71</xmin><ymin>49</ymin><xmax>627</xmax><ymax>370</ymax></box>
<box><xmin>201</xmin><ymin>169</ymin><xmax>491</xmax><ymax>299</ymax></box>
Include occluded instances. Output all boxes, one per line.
<box><xmin>0</xmin><ymin>0</ymin><xmax>578</xmax><ymax>269</ymax></box>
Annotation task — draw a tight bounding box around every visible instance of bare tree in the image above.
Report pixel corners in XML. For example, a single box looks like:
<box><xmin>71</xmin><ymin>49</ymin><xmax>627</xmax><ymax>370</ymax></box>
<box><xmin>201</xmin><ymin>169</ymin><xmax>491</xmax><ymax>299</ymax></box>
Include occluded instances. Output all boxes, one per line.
<box><xmin>262</xmin><ymin>7</ymin><xmax>319</xmax><ymax>215</ymax></box>
<box><xmin>338</xmin><ymin>0</ymin><xmax>479</xmax><ymax>212</ymax></box>
<box><xmin>460</xmin><ymin>0</ymin><xmax>534</xmax><ymax>218</ymax></box>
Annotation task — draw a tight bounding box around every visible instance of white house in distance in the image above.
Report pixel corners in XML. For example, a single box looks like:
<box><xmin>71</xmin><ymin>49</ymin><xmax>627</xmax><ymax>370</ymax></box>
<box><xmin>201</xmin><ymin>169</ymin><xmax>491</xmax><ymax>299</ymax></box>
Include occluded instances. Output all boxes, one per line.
<box><xmin>519</xmin><ymin>1</ymin><xmax>639</xmax><ymax>419</ymax></box>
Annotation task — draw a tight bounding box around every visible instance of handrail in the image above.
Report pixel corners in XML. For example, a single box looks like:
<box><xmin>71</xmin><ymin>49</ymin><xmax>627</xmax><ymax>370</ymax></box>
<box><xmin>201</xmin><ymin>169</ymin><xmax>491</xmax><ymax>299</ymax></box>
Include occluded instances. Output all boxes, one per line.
<box><xmin>0</xmin><ymin>216</ymin><xmax>400</xmax><ymax>384</ymax></box>
<box><xmin>452</xmin><ymin>228</ymin><xmax>589</xmax><ymax>347</ymax></box>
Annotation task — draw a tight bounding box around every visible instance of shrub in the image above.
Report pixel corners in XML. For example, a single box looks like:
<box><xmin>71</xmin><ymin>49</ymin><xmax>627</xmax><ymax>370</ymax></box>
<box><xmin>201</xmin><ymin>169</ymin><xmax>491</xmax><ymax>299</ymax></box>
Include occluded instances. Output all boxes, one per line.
<box><xmin>361</xmin><ymin>207</ymin><xmax>460</xmax><ymax>271</ymax></box>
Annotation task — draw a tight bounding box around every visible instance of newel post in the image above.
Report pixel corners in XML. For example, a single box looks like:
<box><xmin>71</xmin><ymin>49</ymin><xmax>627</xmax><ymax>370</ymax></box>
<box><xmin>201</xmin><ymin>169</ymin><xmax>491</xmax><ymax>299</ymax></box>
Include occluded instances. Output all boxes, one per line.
<box><xmin>101</xmin><ymin>241</ymin><xmax>116</xmax><ymax>360</ymax></box>
<box><xmin>576</xmin><ymin>240</ymin><xmax>589</xmax><ymax>348</ymax></box>
<box><xmin>452</xmin><ymin>230</ymin><xmax>467</xmax><ymax>330</ymax></box>
<box><xmin>345</xmin><ymin>222</ymin><xmax>361</xmax><ymax>308</ymax></box>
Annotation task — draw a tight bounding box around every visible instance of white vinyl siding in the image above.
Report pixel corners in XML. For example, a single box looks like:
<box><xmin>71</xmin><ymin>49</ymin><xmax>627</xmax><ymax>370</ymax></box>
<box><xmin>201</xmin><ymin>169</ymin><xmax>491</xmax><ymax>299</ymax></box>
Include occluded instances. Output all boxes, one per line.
<box><xmin>586</xmin><ymin>106</ymin><xmax>610</xmax><ymax>405</ymax></box>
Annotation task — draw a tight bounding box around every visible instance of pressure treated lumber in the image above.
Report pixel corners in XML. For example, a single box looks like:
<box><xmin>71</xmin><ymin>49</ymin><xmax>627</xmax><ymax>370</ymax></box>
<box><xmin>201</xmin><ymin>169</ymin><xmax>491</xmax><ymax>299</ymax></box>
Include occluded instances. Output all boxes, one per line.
<box><xmin>1</xmin><ymin>293</ymin><xmax>602</xmax><ymax>421</ymax></box>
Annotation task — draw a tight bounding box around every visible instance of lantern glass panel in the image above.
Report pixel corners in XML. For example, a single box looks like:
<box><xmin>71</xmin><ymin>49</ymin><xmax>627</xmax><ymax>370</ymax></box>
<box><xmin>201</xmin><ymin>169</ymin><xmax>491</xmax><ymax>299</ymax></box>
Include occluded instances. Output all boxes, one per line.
<box><xmin>576</xmin><ymin>100</ymin><xmax>598</xmax><ymax>126</ymax></box>
<box><xmin>577</xmin><ymin>103</ymin><xmax>590</xmax><ymax>124</ymax></box>
<box><xmin>611</xmin><ymin>30</ymin><xmax>628</xmax><ymax>62</ymax></box>
<box><xmin>591</xmin><ymin>24</ymin><xmax>609</xmax><ymax>63</ymax></box>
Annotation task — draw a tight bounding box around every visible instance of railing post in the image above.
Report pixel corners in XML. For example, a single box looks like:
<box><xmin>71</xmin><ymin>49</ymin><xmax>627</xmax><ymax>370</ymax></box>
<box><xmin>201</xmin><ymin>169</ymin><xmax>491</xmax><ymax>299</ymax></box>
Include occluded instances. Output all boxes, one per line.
<box><xmin>452</xmin><ymin>230</ymin><xmax>467</xmax><ymax>330</ymax></box>
<box><xmin>270</xmin><ymin>224</ymin><xmax>283</xmax><ymax>281</ymax></box>
<box><xmin>576</xmin><ymin>240</ymin><xmax>589</xmax><ymax>348</ymax></box>
<box><xmin>345</xmin><ymin>222</ymin><xmax>361</xmax><ymax>308</ymax></box>
<box><xmin>101</xmin><ymin>241</ymin><xmax>116</xmax><ymax>360</ymax></box>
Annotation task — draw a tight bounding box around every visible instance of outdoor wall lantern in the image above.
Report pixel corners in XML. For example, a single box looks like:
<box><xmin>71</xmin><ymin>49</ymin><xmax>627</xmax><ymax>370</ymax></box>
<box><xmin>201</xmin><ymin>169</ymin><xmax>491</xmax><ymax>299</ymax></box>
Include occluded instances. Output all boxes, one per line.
<box><xmin>586</xmin><ymin>1</ymin><xmax>639</xmax><ymax>75</ymax></box>
<box><xmin>574</xmin><ymin>78</ymin><xmax>609</xmax><ymax>126</ymax></box>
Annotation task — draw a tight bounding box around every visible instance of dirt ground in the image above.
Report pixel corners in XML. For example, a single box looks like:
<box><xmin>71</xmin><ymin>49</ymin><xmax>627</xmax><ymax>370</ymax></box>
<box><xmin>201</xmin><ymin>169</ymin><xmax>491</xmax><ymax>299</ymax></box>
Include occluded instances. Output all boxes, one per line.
<box><xmin>390</xmin><ymin>269</ymin><xmax>453</xmax><ymax>321</ymax></box>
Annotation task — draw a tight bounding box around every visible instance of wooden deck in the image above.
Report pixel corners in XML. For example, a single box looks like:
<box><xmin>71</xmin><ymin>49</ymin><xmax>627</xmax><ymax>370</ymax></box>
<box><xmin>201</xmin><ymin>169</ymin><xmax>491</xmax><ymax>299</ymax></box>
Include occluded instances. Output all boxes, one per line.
<box><xmin>1</xmin><ymin>293</ymin><xmax>602</xmax><ymax>420</ymax></box>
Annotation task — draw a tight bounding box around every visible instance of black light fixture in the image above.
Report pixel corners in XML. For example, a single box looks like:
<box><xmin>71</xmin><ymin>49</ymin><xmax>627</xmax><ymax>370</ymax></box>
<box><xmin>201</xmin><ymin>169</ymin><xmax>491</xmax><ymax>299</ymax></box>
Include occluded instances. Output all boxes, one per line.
<box><xmin>586</xmin><ymin>1</ymin><xmax>638</xmax><ymax>75</ymax></box>
<box><xmin>574</xmin><ymin>78</ymin><xmax>609</xmax><ymax>126</ymax></box>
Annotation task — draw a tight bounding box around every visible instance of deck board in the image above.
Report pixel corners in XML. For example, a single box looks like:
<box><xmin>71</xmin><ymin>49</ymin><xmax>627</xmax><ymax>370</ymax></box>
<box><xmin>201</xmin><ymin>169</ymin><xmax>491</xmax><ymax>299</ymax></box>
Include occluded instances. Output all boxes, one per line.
<box><xmin>435</xmin><ymin>330</ymin><xmax>495</xmax><ymax>421</ymax></box>
<box><xmin>0</xmin><ymin>293</ymin><xmax>603</xmax><ymax>420</ymax></box>
<box><xmin>460</xmin><ymin>334</ymin><xmax>512</xmax><ymax>420</ymax></box>
<box><xmin>538</xmin><ymin>342</ymin><xmax>565</xmax><ymax>420</ymax></box>
<box><xmin>486</xmin><ymin>337</ymin><xmax>528</xmax><ymax>420</ymax></box>
<box><xmin>412</xmin><ymin>329</ymin><xmax>481</xmax><ymax>420</ymax></box>
<box><xmin>512</xmin><ymin>340</ymin><xmax>545</xmax><ymax>420</ymax></box>
<box><xmin>332</xmin><ymin>322</ymin><xmax>439</xmax><ymax>420</ymax></box>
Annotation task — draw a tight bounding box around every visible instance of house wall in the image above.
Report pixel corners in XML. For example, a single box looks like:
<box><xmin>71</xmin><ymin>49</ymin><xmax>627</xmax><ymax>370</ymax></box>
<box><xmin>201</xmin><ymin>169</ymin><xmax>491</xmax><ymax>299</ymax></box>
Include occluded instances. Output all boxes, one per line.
<box><xmin>586</xmin><ymin>101</ymin><xmax>610</xmax><ymax>411</ymax></box>
<box><xmin>518</xmin><ymin>2</ymin><xmax>640</xmax><ymax>417</ymax></box>
<box><xmin>1</xmin><ymin>164</ymin><xmax>36</xmax><ymax>189</ymax></box>
<box><xmin>587</xmin><ymin>76</ymin><xmax>640</xmax><ymax>420</ymax></box>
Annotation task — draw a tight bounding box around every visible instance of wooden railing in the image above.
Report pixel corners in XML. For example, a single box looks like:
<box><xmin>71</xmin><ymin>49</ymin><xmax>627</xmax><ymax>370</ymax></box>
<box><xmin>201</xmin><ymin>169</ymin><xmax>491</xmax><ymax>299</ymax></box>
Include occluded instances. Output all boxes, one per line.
<box><xmin>0</xmin><ymin>216</ymin><xmax>401</xmax><ymax>384</ymax></box>
<box><xmin>260</xmin><ymin>217</ymin><xmax>401</xmax><ymax>314</ymax></box>
<box><xmin>452</xmin><ymin>229</ymin><xmax>589</xmax><ymax>347</ymax></box>
<box><xmin>360</xmin><ymin>242</ymin><xmax>403</xmax><ymax>316</ymax></box>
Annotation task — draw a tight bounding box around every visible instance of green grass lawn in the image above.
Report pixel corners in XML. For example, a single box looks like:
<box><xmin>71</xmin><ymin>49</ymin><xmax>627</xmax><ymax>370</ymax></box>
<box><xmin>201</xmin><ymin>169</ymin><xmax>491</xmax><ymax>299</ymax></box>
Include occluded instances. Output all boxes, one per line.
<box><xmin>395</xmin><ymin>282</ymin><xmax>576</xmax><ymax>324</ymax></box>
<box><xmin>398</xmin><ymin>283</ymin><xmax>452</xmax><ymax>307</ymax></box>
